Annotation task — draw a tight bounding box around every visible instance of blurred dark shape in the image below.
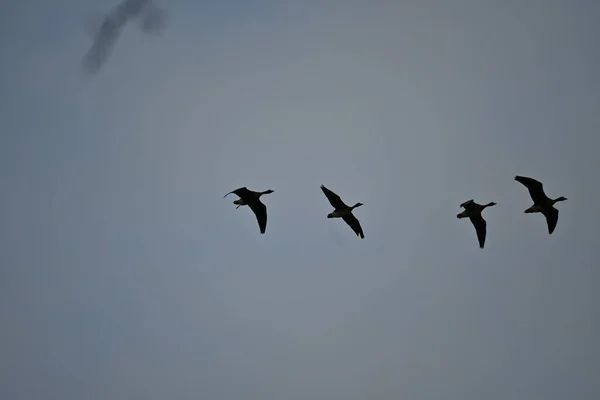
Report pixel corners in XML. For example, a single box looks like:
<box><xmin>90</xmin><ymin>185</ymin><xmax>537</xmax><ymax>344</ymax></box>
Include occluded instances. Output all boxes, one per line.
<box><xmin>139</xmin><ymin>5</ymin><xmax>168</xmax><ymax>34</ymax></box>
<box><xmin>82</xmin><ymin>0</ymin><xmax>167</xmax><ymax>75</ymax></box>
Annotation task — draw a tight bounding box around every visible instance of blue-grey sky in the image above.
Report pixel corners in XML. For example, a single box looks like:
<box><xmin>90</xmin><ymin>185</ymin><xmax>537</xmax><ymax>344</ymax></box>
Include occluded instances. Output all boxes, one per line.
<box><xmin>2</xmin><ymin>1</ymin><xmax>599</xmax><ymax>399</ymax></box>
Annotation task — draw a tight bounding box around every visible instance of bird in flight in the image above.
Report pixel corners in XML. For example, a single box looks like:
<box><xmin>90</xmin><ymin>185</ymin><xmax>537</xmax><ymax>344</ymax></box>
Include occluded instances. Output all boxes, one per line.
<box><xmin>457</xmin><ymin>199</ymin><xmax>497</xmax><ymax>249</ymax></box>
<box><xmin>224</xmin><ymin>187</ymin><xmax>274</xmax><ymax>234</ymax></box>
<box><xmin>82</xmin><ymin>0</ymin><xmax>167</xmax><ymax>74</ymax></box>
<box><xmin>320</xmin><ymin>184</ymin><xmax>365</xmax><ymax>239</ymax></box>
<box><xmin>514</xmin><ymin>175</ymin><xmax>567</xmax><ymax>234</ymax></box>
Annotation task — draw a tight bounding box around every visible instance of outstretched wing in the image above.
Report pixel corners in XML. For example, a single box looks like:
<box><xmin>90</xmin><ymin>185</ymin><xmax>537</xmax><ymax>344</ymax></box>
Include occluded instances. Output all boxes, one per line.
<box><xmin>342</xmin><ymin>213</ymin><xmax>364</xmax><ymax>239</ymax></box>
<box><xmin>82</xmin><ymin>0</ymin><xmax>154</xmax><ymax>74</ymax></box>
<box><xmin>138</xmin><ymin>4</ymin><xmax>168</xmax><ymax>33</ymax></box>
<box><xmin>115</xmin><ymin>0</ymin><xmax>151</xmax><ymax>21</ymax></box>
<box><xmin>542</xmin><ymin>207</ymin><xmax>559</xmax><ymax>234</ymax></box>
<box><xmin>248</xmin><ymin>201</ymin><xmax>267</xmax><ymax>234</ymax></box>
<box><xmin>224</xmin><ymin>187</ymin><xmax>251</xmax><ymax>198</ymax></box>
<box><xmin>320</xmin><ymin>185</ymin><xmax>347</xmax><ymax>209</ymax></box>
<box><xmin>82</xmin><ymin>18</ymin><xmax>121</xmax><ymax>74</ymax></box>
<box><xmin>515</xmin><ymin>176</ymin><xmax>547</xmax><ymax>204</ymax></box>
<box><xmin>460</xmin><ymin>199</ymin><xmax>475</xmax><ymax>209</ymax></box>
<box><xmin>469</xmin><ymin>216</ymin><xmax>487</xmax><ymax>249</ymax></box>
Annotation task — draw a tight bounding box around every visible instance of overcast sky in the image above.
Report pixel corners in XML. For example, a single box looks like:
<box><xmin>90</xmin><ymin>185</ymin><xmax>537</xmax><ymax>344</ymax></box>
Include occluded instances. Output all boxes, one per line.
<box><xmin>1</xmin><ymin>0</ymin><xmax>600</xmax><ymax>399</ymax></box>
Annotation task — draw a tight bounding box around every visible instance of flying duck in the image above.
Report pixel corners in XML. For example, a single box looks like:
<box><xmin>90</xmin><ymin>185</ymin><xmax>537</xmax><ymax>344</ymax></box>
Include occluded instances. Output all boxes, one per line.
<box><xmin>457</xmin><ymin>199</ymin><xmax>497</xmax><ymax>249</ymax></box>
<box><xmin>514</xmin><ymin>175</ymin><xmax>567</xmax><ymax>234</ymax></box>
<box><xmin>224</xmin><ymin>187</ymin><xmax>274</xmax><ymax>234</ymax></box>
<box><xmin>320</xmin><ymin>184</ymin><xmax>364</xmax><ymax>239</ymax></box>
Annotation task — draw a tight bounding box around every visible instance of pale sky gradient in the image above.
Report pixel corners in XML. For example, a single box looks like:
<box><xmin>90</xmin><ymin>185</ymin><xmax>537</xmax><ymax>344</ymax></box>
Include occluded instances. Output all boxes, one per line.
<box><xmin>1</xmin><ymin>1</ymin><xmax>600</xmax><ymax>399</ymax></box>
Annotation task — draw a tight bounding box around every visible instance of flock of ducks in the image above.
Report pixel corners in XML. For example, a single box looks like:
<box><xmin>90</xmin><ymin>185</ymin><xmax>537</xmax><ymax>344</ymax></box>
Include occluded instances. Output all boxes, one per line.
<box><xmin>84</xmin><ymin>3</ymin><xmax>570</xmax><ymax>249</ymax></box>
<box><xmin>224</xmin><ymin>184</ymin><xmax>364</xmax><ymax>238</ymax></box>
<box><xmin>83</xmin><ymin>6</ymin><xmax>568</xmax><ymax>247</ymax></box>
<box><xmin>456</xmin><ymin>175</ymin><xmax>567</xmax><ymax>248</ymax></box>
<box><xmin>225</xmin><ymin>175</ymin><xmax>568</xmax><ymax>248</ymax></box>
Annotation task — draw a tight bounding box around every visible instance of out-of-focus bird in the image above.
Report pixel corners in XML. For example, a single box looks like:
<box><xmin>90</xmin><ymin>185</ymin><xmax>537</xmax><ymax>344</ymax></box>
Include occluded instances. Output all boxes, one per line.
<box><xmin>82</xmin><ymin>0</ymin><xmax>167</xmax><ymax>74</ymax></box>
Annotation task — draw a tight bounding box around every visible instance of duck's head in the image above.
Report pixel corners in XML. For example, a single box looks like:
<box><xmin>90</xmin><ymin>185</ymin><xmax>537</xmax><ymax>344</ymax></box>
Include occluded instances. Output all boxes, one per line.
<box><xmin>352</xmin><ymin>202</ymin><xmax>364</xmax><ymax>209</ymax></box>
<box><xmin>554</xmin><ymin>196</ymin><xmax>567</xmax><ymax>202</ymax></box>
